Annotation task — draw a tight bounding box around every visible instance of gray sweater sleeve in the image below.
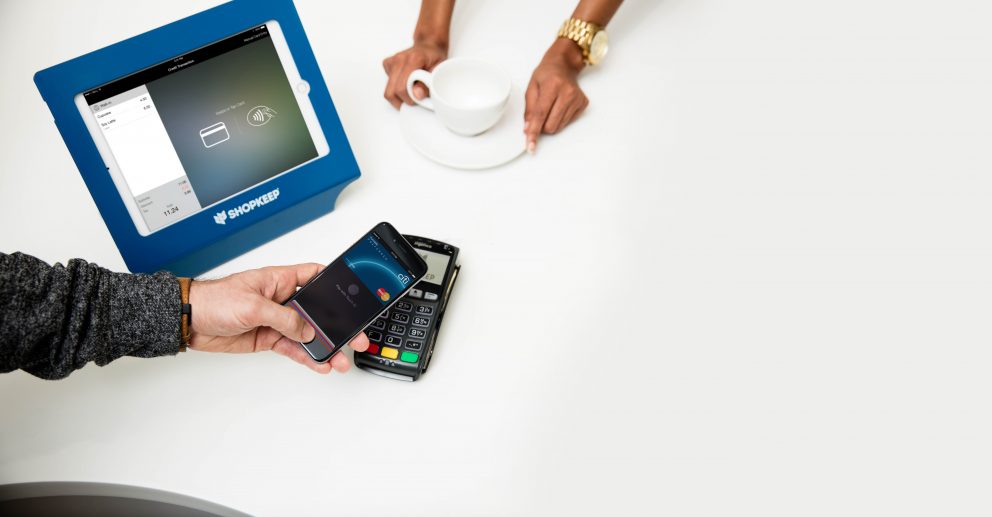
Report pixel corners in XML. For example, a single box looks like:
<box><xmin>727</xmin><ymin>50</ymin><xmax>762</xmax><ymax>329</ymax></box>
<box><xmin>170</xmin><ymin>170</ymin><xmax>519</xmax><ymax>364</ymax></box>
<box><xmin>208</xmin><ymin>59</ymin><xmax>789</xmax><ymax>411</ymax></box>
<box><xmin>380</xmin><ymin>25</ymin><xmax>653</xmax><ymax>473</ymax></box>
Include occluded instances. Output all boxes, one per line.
<box><xmin>0</xmin><ymin>252</ymin><xmax>181</xmax><ymax>380</ymax></box>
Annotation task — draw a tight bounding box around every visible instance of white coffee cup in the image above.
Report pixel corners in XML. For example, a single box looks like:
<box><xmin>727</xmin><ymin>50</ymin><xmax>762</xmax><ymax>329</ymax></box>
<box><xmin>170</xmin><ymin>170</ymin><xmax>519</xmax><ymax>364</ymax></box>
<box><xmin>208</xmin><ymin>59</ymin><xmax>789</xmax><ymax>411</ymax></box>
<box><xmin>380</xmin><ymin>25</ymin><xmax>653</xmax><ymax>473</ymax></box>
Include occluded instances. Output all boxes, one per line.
<box><xmin>406</xmin><ymin>58</ymin><xmax>511</xmax><ymax>136</ymax></box>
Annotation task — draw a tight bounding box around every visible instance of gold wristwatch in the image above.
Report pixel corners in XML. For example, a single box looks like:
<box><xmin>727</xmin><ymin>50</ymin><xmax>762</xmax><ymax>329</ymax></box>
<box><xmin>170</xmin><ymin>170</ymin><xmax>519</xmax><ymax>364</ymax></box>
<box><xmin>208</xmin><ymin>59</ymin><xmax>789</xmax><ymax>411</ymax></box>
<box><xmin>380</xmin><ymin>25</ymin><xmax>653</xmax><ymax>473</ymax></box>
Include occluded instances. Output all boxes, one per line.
<box><xmin>557</xmin><ymin>17</ymin><xmax>609</xmax><ymax>66</ymax></box>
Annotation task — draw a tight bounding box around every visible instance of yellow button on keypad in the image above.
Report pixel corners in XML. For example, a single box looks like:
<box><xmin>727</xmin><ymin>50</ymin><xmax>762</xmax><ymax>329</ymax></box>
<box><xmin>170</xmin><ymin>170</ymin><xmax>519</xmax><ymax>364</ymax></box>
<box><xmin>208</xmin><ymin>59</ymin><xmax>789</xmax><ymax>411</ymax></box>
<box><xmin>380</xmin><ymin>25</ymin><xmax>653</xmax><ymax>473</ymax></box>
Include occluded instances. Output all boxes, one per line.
<box><xmin>381</xmin><ymin>347</ymin><xmax>399</xmax><ymax>360</ymax></box>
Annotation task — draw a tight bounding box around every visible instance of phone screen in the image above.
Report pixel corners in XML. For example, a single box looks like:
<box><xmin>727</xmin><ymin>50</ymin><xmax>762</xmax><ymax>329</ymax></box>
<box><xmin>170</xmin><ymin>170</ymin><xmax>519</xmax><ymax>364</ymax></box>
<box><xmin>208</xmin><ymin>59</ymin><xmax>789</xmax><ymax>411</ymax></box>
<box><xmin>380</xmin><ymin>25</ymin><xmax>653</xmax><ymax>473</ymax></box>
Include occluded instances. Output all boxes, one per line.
<box><xmin>288</xmin><ymin>228</ymin><xmax>422</xmax><ymax>360</ymax></box>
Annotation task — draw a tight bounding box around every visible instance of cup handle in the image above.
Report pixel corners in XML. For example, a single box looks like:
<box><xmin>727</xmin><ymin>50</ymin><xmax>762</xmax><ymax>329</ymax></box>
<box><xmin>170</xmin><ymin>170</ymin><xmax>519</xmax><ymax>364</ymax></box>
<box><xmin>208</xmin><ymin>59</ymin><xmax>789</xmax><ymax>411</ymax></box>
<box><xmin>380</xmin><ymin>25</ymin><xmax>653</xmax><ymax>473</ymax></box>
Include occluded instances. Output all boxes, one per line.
<box><xmin>406</xmin><ymin>69</ymin><xmax>434</xmax><ymax>111</ymax></box>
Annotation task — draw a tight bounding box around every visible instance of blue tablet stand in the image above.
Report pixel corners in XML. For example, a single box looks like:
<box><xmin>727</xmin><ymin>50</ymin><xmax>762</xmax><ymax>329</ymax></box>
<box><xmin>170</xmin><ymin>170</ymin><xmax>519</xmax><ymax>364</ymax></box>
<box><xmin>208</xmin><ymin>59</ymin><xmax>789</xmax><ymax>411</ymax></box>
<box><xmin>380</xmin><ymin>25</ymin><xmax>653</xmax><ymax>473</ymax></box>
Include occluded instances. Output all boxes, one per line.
<box><xmin>34</xmin><ymin>0</ymin><xmax>360</xmax><ymax>276</ymax></box>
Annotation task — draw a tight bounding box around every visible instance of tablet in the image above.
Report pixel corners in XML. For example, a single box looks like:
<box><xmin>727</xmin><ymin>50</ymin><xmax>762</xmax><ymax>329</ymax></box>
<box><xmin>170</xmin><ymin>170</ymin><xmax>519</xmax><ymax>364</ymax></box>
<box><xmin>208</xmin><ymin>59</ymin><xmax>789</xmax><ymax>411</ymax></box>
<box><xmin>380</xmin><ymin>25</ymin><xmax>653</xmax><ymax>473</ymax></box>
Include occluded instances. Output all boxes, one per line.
<box><xmin>74</xmin><ymin>20</ymin><xmax>329</xmax><ymax>236</ymax></box>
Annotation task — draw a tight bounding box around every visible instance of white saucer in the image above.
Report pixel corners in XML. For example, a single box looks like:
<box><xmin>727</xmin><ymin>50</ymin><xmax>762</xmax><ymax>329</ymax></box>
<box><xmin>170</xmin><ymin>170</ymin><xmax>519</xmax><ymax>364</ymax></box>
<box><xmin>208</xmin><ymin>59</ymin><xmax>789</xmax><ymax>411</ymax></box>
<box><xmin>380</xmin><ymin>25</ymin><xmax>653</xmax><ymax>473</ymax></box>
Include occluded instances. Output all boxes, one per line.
<box><xmin>399</xmin><ymin>87</ymin><xmax>526</xmax><ymax>170</ymax></box>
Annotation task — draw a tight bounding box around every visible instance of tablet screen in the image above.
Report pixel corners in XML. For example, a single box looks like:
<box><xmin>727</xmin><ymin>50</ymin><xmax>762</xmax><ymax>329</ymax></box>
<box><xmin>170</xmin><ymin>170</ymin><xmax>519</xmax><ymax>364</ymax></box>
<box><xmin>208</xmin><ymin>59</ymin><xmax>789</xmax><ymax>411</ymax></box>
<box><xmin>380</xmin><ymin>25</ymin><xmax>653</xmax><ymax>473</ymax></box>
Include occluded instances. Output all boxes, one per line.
<box><xmin>80</xmin><ymin>23</ymin><xmax>321</xmax><ymax>233</ymax></box>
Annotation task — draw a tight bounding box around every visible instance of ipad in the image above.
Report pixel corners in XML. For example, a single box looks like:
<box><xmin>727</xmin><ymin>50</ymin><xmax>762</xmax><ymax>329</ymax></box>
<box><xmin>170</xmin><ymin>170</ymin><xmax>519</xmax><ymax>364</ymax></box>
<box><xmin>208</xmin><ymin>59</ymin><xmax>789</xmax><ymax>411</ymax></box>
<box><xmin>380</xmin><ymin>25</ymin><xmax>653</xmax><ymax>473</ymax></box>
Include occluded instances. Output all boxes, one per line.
<box><xmin>74</xmin><ymin>21</ymin><xmax>329</xmax><ymax>235</ymax></box>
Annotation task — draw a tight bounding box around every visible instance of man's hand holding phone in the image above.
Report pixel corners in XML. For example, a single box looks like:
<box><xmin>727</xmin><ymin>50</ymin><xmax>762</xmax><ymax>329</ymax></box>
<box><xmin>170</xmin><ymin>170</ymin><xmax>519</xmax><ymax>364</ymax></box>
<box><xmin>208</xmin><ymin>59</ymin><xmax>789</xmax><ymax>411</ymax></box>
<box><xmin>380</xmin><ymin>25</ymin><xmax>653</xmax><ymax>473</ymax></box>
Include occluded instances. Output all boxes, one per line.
<box><xmin>188</xmin><ymin>263</ymin><xmax>370</xmax><ymax>374</ymax></box>
<box><xmin>284</xmin><ymin>223</ymin><xmax>428</xmax><ymax>364</ymax></box>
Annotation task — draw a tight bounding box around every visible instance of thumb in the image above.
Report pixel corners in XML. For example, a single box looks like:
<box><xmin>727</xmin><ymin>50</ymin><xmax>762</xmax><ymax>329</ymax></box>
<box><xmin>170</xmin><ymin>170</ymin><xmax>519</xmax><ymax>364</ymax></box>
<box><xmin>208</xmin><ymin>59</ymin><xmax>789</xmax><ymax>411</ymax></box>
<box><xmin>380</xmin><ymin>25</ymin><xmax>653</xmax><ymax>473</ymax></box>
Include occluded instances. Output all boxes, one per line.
<box><xmin>250</xmin><ymin>298</ymin><xmax>316</xmax><ymax>343</ymax></box>
<box><xmin>413</xmin><ymin>83</ymin><xmax>428</xmax><ymax>100</ymax></box>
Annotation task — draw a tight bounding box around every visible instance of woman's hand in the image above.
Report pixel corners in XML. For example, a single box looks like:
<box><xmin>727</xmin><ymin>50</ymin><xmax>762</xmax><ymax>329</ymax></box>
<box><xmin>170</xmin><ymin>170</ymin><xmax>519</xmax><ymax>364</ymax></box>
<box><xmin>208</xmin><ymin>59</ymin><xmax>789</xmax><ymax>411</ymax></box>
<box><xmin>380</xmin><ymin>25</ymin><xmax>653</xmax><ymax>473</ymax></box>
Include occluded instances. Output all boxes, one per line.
<box><xmin>188</xmin><ymin>263</ymin><xmax>369</xmax><ymax>374</ymax></box>
<box><xmin>382</xmin><ymin>41</ymin><xmax>448</xmax><ymax>109</ymax></box>
<box><xmin>524</xmin><ymin>39</ymin><xmax>590</xmax><ymax>154</ymax></box>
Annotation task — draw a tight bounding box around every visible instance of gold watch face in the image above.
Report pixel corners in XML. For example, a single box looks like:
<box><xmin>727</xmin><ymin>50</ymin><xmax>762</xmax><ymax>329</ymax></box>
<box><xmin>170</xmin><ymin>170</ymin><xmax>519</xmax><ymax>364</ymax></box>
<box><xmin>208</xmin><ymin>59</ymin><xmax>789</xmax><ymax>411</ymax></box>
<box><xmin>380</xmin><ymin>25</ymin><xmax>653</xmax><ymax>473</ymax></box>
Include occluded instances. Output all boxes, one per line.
<box><xmin>589</xmin><ymin>30</ymin><xmax>609</xmax><ymax>65</ymax></box>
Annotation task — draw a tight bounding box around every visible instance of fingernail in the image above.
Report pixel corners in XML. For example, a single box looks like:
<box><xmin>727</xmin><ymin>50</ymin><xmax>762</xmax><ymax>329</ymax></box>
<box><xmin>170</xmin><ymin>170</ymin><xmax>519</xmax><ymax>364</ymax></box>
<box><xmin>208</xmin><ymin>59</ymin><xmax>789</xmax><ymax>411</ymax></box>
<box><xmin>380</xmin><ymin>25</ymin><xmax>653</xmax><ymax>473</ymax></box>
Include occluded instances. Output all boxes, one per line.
<box><xmin>303</xmin><ymin>325</ymin><xmax>315</xmax><ymax>342</ymax></box>
<box><xmin>527</xmin><ymin>141</ymin><xmax>537</xmax><ymax>154</ymax></box>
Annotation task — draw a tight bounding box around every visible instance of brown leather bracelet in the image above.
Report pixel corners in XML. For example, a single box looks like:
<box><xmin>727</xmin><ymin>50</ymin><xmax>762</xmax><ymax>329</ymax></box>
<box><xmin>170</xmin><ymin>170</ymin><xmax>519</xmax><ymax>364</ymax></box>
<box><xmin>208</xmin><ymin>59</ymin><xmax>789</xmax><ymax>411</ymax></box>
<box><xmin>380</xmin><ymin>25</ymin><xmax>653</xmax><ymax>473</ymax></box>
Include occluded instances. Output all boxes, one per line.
<box><xmin>178</xmin><ymin>277</ymin><xmax>192</xmax><ymax>350</ymax></box>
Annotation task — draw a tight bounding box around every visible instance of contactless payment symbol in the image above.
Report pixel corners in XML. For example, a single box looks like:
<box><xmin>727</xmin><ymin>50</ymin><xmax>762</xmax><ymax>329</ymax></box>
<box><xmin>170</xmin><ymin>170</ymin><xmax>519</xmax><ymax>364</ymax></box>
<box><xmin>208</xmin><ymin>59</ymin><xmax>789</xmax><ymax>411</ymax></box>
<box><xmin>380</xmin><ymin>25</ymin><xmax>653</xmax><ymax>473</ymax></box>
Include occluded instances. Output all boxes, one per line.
<box><xmin>376</xmin><ymin>288</ymin><xmax>390</xmax><ymax>302</ymax></box>
<box><xmin>247</xmin><ymin>106</ymin><xmax>277</xmax><ymax>127</ymax></box>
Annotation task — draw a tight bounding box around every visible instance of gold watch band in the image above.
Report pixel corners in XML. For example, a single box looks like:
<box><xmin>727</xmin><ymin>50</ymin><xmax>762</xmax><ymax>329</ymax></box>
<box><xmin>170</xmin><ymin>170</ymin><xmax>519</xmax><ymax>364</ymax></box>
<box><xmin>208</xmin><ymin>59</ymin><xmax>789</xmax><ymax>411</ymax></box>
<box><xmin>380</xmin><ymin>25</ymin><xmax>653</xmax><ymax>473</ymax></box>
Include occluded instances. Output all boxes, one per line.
<box><xmin>557</xmin><ymin>18</ymin><xmax>602</xmax><ymax>61</ymax></box>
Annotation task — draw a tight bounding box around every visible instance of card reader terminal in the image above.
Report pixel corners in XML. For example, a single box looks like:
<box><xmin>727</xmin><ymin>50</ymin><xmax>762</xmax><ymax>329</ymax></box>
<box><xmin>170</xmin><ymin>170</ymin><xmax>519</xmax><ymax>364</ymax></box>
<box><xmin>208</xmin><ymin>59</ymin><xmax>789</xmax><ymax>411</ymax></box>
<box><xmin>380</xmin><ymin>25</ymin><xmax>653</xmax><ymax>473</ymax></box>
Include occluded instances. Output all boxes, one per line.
<box><xmin>354</xmin><ymin>235</ymin><xmax>460</xmax><ymax>381</ymax></box>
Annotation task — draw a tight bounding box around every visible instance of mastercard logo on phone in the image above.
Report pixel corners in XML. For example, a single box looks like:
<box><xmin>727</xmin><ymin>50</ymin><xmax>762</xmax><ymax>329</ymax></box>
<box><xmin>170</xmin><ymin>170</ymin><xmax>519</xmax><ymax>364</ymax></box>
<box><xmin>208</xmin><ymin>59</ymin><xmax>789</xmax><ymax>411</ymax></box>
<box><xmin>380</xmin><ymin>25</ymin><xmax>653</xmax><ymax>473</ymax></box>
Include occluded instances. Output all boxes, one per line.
<box><xmin>376</xmin><ymin>288</ymin><xmax>390</xmax><ymax>302</ymax></box>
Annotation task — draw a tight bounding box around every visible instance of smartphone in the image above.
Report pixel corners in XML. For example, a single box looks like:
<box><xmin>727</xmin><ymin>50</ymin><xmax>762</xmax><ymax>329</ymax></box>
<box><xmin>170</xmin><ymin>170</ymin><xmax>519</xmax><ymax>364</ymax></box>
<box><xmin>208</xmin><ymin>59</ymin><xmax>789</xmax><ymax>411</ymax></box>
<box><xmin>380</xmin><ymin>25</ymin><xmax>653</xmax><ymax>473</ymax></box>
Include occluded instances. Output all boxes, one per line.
<box><xmin>354</xmin><ymin>235</ymin><xmax>461</xmax><ymax>381</ymax></box>
<box><xmin>285</xmin><ymin>222</ymin><xmax>429</xmax><ymax>363</ymax></box>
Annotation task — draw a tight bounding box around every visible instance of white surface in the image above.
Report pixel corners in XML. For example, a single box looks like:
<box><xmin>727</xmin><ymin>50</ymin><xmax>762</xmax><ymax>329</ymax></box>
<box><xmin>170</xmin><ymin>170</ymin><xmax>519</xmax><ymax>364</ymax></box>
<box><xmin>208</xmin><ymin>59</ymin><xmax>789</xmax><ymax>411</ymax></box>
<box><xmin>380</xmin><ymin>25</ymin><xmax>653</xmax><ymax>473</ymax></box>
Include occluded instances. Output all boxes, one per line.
<box><xmin>400</xmin><ymin>85</ymin><xmax>525</xmax><ymax>169</ymax></box>
<box><xmin>1</xmin><ymin>1</ymin><xmax>991</xmax><ymax>516</ymax></box>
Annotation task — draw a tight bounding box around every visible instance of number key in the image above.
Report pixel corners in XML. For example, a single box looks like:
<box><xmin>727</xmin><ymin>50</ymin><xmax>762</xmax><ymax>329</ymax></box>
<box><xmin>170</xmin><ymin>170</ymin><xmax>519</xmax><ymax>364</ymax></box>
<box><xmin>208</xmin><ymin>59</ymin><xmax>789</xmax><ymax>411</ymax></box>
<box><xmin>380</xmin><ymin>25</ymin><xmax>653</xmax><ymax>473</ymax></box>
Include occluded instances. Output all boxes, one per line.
<box><xmin>395</xmin><ymin>301</ymin><xmax>413</xmax><ymax>312</ymax></box>
<box><xmin>388</xmin><ymin>323</ymin><xmax>406</xmax><ymax>335</ymax></box>
<box><xmin>409</xmin><ymin>328</ymin><xmax>426</xmax><ymax>339</ymax></box>
<box><xmin>413</xmin><ymin>316</ymin><xmax>430</xmax><ymax>327</ymax></box>
<box><xmin>391</xmin><ymin>312</ymin><xmax>409</xmax><ymax>324</ymax></box>
<box><xmin>415</xmin><ymin>305</ymin><xmax>434</xmax><ymax>316</ymax></box>
<box><xmin>384</xmin><ymin>335</ymin><xmax>403</xmax><ymax>347</ymax></box>
<box><xmin>370</xmin><ymin>319</ymin><xmax>386</xmax><ymax>331</ymax></box>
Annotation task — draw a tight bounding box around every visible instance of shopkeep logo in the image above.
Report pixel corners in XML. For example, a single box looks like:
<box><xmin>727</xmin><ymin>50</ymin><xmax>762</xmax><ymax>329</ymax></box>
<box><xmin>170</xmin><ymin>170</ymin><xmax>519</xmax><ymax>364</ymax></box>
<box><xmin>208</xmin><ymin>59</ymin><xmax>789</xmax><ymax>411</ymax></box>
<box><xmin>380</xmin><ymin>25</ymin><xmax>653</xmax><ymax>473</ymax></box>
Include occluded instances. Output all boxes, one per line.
<box><xmin>213</xmin><ymin>188</ymin><xmax>280</xmax><ymax>225</ymax></box>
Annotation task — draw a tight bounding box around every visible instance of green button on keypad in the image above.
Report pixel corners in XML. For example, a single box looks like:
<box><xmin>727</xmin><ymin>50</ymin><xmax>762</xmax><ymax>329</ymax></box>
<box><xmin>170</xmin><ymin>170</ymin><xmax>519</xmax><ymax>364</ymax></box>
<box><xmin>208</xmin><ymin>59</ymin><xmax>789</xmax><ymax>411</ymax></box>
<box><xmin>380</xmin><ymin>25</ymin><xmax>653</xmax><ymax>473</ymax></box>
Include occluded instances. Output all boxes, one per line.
<box><xmin>400</xmin><ymin>351</ymin><xmax>419</xmax><ymax>363</ymax></box>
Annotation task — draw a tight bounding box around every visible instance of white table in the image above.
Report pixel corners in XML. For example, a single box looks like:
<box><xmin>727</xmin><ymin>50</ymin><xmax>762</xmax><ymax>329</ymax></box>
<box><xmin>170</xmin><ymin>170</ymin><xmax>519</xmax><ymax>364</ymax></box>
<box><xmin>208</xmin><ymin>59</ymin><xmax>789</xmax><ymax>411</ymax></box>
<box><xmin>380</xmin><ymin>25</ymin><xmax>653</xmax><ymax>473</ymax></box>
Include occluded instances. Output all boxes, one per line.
<box><xmin>2</xmin><ymin>1</ymin><xmax>991</xmax><ymax>515</ymax></box>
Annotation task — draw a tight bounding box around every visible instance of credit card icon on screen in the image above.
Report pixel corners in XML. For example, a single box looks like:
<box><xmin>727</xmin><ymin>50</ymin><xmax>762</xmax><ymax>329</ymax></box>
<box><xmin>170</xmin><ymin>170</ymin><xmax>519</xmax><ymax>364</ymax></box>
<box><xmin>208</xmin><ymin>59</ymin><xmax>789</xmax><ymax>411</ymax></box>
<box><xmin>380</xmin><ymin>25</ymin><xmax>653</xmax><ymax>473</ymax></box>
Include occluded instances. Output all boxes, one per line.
<box><xmin>199</xmin><ymin>122</ymin><xmax>230</xmax><ymax>148</ymax></box>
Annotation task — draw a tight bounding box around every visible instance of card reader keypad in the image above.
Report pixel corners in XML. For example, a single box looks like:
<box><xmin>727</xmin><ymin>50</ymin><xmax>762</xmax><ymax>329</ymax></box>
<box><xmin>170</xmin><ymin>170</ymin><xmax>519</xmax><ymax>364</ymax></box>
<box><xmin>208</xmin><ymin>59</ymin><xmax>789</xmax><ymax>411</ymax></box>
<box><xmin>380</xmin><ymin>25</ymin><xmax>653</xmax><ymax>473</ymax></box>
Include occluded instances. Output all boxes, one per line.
<box><xmin>365</xmin><ymin>295</ymin><xmax>437</xmax><ymax>366</ymax></box>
